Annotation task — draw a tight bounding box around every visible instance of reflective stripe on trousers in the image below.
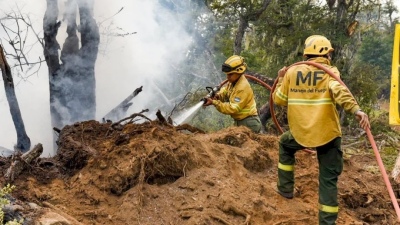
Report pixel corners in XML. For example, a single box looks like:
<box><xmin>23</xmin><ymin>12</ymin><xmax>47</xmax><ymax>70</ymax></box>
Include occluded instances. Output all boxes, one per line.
<box><xmin>320</xmin><ymin>204</ymin><xmax>339</xmax><ymax>213</ymax></box>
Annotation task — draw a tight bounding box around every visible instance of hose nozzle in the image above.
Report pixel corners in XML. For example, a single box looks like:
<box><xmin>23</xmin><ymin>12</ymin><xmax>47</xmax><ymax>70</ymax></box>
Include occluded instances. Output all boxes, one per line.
<box><xmin>201</xmin><ymin>85</ymin><xmax>220</xmax><ymax>103</ymax></box>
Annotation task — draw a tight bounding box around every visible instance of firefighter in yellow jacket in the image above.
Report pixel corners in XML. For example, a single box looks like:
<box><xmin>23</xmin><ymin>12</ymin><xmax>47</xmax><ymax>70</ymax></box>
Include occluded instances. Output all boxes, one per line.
<box><xmin>203</xmin><ymin>55</ymin><xmax>261</xmax><ymax>133</ymax></box>
<box><xmin>273</xmin><ymin>35</ymin><xmax>370</xmax><ymax>225</ymax></box>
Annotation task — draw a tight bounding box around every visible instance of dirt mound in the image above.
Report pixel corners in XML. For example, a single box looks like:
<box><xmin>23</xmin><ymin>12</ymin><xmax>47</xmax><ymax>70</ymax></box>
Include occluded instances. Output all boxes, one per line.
<box><xmin>0</xmin><ymin>120</ymin><xmax>399</xmax><ymax>224</ymax></box>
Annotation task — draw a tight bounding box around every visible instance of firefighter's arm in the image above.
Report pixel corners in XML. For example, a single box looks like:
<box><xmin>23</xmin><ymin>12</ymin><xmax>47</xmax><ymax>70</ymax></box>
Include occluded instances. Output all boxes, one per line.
<box><xmin>329</xmin><ymin>79</ymin><xmax>359</xmax><ymax>113</ymax></box>
<box><xmin>273</xmin><ymin>67</ymin><xmax>288</xmax><ymax>106</ymax></box>
<box><xmin>204</xmin><ymin>86</ymin><xmax>226</xmax><ymax>107</ymax></box>
<box><xmin>213</xmin><ymin>89</ymin><xmax>249</xmax><ymax>115</ymax></box>
<box><xmin>215</xmin><ymin>86</ymin><xmax>227</xmax><ymax>101</ymax></box>
<box><xmin>329</xmin><ymin>79</ymin><xmax>370</xmax><ymax>130</ymax></box>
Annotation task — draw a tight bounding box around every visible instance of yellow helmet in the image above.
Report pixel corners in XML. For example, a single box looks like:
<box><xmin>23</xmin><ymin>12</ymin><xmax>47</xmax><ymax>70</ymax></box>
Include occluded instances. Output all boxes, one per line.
<box><xmin>303</xmin><ymin>35</ymin><xmax>334</xmax><ymax>56</ymax></box>
<box><xmin>221</xmin><ymin>55</ymin><xmax>247</xmax><ymax>75</ymax></box>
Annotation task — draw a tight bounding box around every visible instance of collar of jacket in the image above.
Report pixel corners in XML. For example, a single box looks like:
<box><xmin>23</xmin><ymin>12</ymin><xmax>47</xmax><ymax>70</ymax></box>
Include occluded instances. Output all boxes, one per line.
<box><xmin>307</xmin><ymin>57</ymin><xmax>331</xmax><ymax>65</ymax></box>
<box><xmin>231</xmin><ymin>73</ymin><xmax>245</xmax><ymax>87</ymax></box>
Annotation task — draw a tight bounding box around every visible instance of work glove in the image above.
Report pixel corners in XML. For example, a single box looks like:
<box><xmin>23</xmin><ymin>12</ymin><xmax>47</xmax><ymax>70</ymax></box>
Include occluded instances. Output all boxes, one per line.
<box><xmin>355</xmin><ymin>110</ymin><xmax>370</xmax><ymax>130</ymax></box>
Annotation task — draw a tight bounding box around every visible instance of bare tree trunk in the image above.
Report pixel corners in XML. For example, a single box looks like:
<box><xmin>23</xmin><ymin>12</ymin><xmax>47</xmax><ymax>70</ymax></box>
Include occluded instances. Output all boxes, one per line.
<box><xmin>43</xmin><ymin>0</ymin><xmax>99</xmax><ymax>139</ymax></box>
<box><xmin>76</xmin><ymin>0</ymin><xmax>99</xmax><ymax>120</ymax></box>
<box><xmin>0</xmin><ymin>45</ymin><xmax>31</xmax><ymax>152</ymax></box>
<box><xmin>43</xmin><ymin>0</ymin><xmax>62</xmax><ymax>130</ymax></box>
<box><xmin>234</xmin><ymin>18</ymin><xmax>249</xmax><ymax>55</ymax></box>
<box><xmin>233</xmin><ymin>0</ymin><xmax>272</xmax><ymax>55</ymax></box>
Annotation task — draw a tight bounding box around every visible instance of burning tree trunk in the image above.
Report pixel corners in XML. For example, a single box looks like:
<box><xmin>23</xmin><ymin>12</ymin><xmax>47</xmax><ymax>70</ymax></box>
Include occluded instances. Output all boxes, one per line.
<box><xmin>43</xmin><ymin>0</ymin><xmax>99</xmax><ymax>132</ymax></box>
<box><xmin>0</xmin><ymin>44</ymin><xmax>31</xmax><ymax>152</ymax></box>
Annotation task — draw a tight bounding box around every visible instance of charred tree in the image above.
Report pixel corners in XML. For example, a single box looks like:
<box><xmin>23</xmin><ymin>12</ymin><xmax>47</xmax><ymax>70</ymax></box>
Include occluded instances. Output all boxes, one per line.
<box><xmin>43</xmin><ymin>0</ymin><xmax>99</xmax><ymax>132</ymax></box>
<box><xmin>0</xmin><ymin>45</ymin><xmax>31</xmax><ymax>152</ymax></box>
<box><xmin>103</xmin><ymin>86</ymin><xmax>143</xmax><ymax>122</ymax></box>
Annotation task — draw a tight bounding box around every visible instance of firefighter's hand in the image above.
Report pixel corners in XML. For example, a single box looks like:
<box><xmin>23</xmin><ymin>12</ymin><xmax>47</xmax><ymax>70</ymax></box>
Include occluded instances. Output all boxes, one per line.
<box><xmin>278</xmin><ymin>66</ymin><xmax>287</xmax><ymax>77</ymax></box>
<box><xmin>203</xmin><ymin>98</ymin><xmax>213</xmax><ymax>107</ymax></box>
<box><xmin>355</xmin><ymin>110</ymin><xmax>370</xmax><ymax>130</ymax></box>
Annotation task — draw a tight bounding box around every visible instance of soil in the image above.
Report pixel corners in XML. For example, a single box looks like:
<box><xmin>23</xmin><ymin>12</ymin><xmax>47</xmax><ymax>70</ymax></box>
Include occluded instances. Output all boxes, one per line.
<box><xmin>1</xmin><ymin>118</ymin><xmax>400</xmax><ymax>225</ymax></box>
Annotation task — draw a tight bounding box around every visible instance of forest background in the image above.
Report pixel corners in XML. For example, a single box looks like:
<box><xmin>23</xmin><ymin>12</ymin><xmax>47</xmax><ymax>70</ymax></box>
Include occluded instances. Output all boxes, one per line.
<box><xmin>0</xmin><ymin>0</ymin><xmax>399</xmax><ymax>157</ymax></box>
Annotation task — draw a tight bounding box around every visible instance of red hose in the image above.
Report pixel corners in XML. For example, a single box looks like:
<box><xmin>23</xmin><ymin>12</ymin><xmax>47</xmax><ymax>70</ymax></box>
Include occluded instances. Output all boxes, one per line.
<box><xmin>269</xmin><ymin>60</ymin><xmax>400</xmax><ymax>221</ymax></box>
<box><xmin>218</xmin><ymin>75</ymin><xmax>273</xmax><ymax>91</ymax></box>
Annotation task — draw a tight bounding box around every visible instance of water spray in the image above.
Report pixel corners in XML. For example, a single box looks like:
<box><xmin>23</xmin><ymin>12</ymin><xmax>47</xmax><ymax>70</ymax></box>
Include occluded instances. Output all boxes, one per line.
<box><xmin>173</xmin><ymin>85</ymin><xmax>222</xmax><ymax>125</ymax></box>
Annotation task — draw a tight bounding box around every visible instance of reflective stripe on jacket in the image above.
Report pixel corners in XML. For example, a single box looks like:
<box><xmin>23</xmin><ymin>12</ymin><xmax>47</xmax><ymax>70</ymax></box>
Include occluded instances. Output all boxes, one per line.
<box><xmin>212</xmin><ymin>74</ymin><xmax>258</xmax><ymax>120</ymax></box>
<box><xmin>273</xmin><ymin>57</ymin><xmax>360</xmax><ymax>147</ymax></box>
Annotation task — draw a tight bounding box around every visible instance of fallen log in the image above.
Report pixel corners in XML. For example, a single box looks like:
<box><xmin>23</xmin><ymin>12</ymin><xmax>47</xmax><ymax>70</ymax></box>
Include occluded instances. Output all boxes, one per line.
<box><xmin>5</xmin><ymin>143</ymin><xmax>43</xmax><ymax>182</ymax></box>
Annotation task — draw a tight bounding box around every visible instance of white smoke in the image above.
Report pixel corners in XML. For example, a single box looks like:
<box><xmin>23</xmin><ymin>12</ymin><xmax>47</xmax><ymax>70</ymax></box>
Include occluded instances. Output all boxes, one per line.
<box><xmin>0</xmin><ymin>0</ymin><xmax>193</xmax><ymax>156</ymax></box>
<box><xmin>95</xmin><ymin>0</ymin><xmax>192</xmax><ymax>118</ymax></box>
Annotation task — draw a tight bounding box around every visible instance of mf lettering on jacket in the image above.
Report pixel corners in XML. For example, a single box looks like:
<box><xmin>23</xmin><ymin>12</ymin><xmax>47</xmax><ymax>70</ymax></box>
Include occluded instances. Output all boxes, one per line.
<box><xmin>296</xmin><ymin>70</ymin><xmax>324</xmax><ymax>86</ymax></box>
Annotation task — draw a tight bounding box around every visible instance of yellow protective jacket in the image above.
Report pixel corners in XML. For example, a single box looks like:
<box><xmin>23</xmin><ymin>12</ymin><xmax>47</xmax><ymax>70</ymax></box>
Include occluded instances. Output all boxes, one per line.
<box><xmin>212</xmin><ymin>74</ymin><xmax>258</xmax><ymax>120</ymax></box>
<box><xmin>273</xmin><ymin>57</ymin><xmax>360</xmax><ymax>147</ymax></box>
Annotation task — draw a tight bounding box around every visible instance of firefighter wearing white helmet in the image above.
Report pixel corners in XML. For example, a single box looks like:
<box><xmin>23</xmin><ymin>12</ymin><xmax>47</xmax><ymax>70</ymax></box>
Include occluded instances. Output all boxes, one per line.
<box><xmin>204</xmin><ymin>55</ymin><xmax>261</xmax><ymax>133</ymax></box>
<box><xmin>272</xmin><ymin>35</ymin><xmax>370</xmax><ymax>225</ymax></box>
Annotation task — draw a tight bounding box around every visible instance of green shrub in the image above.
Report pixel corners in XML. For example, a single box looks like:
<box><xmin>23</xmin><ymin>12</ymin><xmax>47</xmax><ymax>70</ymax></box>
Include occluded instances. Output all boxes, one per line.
<box><xmin>0</xmin><ymin>184</ymin><xmax>23</xmax><ymax>225</ymax></box>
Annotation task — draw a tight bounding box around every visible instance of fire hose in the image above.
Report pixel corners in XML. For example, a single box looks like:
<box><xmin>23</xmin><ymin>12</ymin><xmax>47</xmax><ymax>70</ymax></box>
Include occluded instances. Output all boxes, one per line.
<box><xmin>267</xmin><ymin>60</ymin><xmax>400</xmax><ymax>221</ymax></box>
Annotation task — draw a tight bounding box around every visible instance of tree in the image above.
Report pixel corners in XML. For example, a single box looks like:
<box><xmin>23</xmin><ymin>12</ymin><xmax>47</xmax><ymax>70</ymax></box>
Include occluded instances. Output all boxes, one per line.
<box><xmin>43</xmin><ymin>0</ymin><xmax>99</xmax><ymax>131</ymax></box>
<box><xmin>0</xmin><ymin>45</ymin><xmax>31</xmax><ymax>152</ymax></box>
<box><xmin>0</xmin><ymin>6</ymin><xmax>46</xmax><ymax>152</ymax></box>
<box><xmin>207</xmin><ymin>0</ymin><xmax>272</xmax><ymax>55</ymax></box>
<box><xmin>358</xmin><ymin>31</ymin><xmax>392</xmax><ymax>76</ymax></box>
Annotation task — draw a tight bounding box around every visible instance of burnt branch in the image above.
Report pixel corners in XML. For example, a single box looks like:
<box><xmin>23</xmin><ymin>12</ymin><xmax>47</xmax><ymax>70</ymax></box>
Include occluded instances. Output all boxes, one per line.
<box><xmin>156</xmin><ymin>110</ymin><xmax>174</xmax><ymax>126</ymax></box>
<box><xmin>168</xmin><ymin>91</ymin><xmax>194</xmax><ymax>118</ymax></box>
<box><xmin>103</xmin><ymin>86</ymin><xmax>143</xmax><ymax>121</ymax></box>
<box><xmin>111</xmin><ymin>109</ymin><xmax>151</xmax><ymax>129</ymax></box>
